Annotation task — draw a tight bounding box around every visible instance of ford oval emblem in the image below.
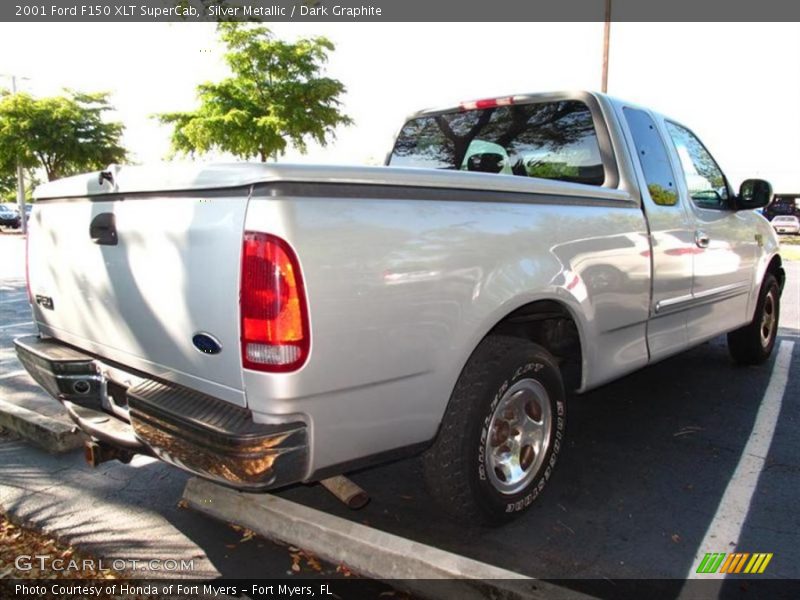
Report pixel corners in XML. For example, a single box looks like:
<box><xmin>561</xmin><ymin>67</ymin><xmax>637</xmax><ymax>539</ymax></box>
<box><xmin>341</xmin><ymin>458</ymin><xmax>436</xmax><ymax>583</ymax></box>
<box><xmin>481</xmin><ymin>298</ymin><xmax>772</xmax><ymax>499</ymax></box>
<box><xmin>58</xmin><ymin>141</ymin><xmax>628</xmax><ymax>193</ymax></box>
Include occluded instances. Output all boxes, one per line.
<box><xmin>192</xmin><ymin>333</ymin><xmax>222</xmax><ymax>355</ymax></box>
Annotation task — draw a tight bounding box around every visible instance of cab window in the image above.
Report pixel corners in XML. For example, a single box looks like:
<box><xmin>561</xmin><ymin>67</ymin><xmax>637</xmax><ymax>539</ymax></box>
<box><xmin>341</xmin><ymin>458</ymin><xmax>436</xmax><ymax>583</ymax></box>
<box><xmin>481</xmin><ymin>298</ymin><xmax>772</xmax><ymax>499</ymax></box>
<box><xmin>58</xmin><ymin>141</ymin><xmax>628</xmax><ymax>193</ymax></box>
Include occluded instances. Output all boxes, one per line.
<box><xmin>389</xmin><ymin>100</ymin><xmax>606</xmax><ymax>186</ymax></box>
<box><xmin>665</xmin><ymin>121</ymin><xmax>730</xmax><ymax>210</ymax></box>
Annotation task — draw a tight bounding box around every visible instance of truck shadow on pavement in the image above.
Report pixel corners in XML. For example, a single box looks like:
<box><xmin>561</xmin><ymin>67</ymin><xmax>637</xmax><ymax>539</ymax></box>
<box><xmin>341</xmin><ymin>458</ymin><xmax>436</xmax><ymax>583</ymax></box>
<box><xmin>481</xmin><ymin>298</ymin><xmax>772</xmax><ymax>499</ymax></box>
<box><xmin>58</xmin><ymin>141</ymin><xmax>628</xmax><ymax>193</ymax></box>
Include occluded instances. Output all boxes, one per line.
<box><xmin>269</xmin><ymin>335</ymin><xmax>798</xmax><ymax>594</ymax></box>
<box><xmin>1</xmin><ymin>334</ymin><xmax>797</xmax><ymax>593</ymax></box>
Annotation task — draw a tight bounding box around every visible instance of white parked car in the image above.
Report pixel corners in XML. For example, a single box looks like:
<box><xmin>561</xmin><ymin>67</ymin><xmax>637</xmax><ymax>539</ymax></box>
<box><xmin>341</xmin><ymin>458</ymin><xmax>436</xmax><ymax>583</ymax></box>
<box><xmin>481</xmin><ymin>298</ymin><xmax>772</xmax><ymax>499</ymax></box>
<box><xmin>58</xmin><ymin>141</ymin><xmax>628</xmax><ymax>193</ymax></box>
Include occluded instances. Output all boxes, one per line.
<box><xmin>771</xmin><ymin>215</ymin><xmax>800</xmax><ymax>234</ymax></box>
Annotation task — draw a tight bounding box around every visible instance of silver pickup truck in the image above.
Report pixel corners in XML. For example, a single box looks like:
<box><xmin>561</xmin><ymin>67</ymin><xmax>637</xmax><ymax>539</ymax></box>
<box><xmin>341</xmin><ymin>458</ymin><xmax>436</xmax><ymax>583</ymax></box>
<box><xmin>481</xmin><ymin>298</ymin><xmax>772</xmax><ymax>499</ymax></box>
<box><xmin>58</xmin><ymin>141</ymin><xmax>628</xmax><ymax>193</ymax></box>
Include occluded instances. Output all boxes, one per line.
<box><xmin>16</xmin><ymin>91</ymin><xmax>784</xmax><ymax>523</ymax></box>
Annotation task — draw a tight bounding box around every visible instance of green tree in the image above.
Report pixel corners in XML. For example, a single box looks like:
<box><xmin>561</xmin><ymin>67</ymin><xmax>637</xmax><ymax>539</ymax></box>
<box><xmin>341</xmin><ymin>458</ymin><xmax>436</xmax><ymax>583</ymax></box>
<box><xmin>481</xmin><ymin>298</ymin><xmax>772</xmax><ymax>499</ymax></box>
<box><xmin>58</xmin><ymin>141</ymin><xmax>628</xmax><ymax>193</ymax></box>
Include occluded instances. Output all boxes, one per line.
<box><xmin>0</xmin><ymin>171</ymin><xmax>15</xmax><ymax>203</ymax></box>
<box><xmin>0</xmin><ymin>89</ymin><xmax>126</xmax><ymax>181</ymax></box>
<box><xmin>157</xmin><ymin>23</ymin><xmax>352</xmax><ymax>162</ymax></box>
<box><xmin>0</xmin><ymin>168</ymin><xmax>39</xmax><ymax>203</ymax></box>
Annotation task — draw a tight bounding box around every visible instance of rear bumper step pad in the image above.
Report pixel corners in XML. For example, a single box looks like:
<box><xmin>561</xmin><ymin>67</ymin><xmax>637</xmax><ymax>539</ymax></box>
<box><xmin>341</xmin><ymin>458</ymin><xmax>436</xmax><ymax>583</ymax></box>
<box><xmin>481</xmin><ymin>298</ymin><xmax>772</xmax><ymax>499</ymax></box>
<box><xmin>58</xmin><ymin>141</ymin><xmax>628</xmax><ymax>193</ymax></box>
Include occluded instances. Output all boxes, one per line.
<box><xmin>14</xmin><ymin>335</ymin><xmax>307</xmax><ymax>490</ymax></box>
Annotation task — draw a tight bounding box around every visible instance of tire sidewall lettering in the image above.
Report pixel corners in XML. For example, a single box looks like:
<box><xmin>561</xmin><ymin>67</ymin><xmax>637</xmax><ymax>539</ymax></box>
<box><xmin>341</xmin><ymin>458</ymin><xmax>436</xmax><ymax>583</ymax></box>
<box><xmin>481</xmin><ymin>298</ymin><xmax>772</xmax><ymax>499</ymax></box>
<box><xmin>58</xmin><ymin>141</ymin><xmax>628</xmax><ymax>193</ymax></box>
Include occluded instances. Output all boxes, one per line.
<box><xmin>477</xmin><ymin>358</ymin><xmax>565</xmax><ymax>515</ymax></box>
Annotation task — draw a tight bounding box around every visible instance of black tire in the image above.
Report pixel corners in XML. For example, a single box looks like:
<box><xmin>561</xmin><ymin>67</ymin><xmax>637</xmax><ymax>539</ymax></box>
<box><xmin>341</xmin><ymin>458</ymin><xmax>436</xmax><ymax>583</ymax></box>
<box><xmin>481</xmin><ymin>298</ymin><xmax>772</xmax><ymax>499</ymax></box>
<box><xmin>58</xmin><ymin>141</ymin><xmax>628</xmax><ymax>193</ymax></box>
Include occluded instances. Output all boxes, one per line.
<box><xmin>727</xmin><ymin>273</ymin><xmax>780</xmax><ymax>365</ymax></box>
<box><xmin>423</xmin><ymin>335</ymin><xmax>566</xmax><ymax>524</ymax></box>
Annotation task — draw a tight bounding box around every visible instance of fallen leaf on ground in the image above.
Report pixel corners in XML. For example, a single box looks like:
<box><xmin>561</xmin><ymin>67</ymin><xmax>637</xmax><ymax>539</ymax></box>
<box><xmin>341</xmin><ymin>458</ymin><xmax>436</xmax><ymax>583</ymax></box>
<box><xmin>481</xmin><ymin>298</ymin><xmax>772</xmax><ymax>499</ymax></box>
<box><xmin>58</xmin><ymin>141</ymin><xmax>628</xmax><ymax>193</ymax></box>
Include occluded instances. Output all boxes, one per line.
<box><xmin>0</xmin><ymin>511</ymin><xmax>126</xmax><ymax>584</ymax></box>
<box><xmin>240</xmin><ymin>529</ymin><xmax>256</xmax><ymax>542</ymax></box>
<box><xmin>304</xmin><ymin>551</ymin><xmax>322</xmax><ymax>572</ymax></box>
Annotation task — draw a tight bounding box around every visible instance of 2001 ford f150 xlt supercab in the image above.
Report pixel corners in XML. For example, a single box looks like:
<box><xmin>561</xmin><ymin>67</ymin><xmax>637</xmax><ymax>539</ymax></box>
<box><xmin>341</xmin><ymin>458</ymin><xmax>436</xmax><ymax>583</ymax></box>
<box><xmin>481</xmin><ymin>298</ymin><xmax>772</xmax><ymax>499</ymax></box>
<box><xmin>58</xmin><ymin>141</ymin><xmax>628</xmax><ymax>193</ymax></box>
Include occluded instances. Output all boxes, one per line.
<box><xmin>16</xmin><ymin>91</ymin><xmax>784</xmax><ymax>523</ymax></box>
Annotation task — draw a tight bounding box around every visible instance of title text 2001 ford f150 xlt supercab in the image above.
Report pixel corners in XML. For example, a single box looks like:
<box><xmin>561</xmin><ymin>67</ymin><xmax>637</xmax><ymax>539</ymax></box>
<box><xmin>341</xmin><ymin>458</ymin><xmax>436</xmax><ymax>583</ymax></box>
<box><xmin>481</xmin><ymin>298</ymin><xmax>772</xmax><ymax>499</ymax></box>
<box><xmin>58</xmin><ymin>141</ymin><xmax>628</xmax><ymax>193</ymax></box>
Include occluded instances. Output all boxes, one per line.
<box><xmin>15</xmin><ymin>91</ymin><xmax>784</xmax><ymax>523</ymax></box>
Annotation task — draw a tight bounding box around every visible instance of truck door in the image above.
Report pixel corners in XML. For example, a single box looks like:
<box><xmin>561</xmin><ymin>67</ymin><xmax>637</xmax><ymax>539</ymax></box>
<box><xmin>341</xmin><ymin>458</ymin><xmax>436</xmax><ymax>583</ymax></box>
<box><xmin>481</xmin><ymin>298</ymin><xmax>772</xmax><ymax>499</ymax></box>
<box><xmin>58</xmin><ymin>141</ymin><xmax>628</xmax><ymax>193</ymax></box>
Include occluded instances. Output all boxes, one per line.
<box><xmin>622</xmin><ymin>107</ymin><xmax>695</xmax><ymax>361</ymax></box>
<box><xmin>663</xmin><ymin>121</ymin><xmax>757</xmax><ymax>342</ymax></box>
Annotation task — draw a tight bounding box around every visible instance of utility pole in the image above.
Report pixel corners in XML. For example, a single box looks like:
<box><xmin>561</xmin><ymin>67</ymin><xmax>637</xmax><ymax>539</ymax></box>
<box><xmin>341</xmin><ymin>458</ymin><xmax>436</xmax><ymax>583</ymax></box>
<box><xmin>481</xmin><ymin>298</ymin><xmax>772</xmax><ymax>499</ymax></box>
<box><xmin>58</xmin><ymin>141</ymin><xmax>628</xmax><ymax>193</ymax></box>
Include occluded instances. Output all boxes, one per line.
<box><xmin>3</xmin><ymin>75</ymin><xmax>27</xmax><ymax>234</ymax></box>
<box><xmin>601</xmin><ymin>0</ymin><xmax>611</xmax><ymax>93</ymax></box>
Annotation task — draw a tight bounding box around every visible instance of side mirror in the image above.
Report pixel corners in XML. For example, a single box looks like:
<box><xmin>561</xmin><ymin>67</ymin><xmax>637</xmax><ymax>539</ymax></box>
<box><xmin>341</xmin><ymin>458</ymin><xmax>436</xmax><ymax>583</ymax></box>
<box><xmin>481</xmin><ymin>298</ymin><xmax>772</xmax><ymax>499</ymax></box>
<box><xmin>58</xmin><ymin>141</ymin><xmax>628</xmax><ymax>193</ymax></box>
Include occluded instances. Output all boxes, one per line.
<box><xmin>736</xmin><ymin>179</ymin><xmax>772</xmax><ymax>210</ymax></box>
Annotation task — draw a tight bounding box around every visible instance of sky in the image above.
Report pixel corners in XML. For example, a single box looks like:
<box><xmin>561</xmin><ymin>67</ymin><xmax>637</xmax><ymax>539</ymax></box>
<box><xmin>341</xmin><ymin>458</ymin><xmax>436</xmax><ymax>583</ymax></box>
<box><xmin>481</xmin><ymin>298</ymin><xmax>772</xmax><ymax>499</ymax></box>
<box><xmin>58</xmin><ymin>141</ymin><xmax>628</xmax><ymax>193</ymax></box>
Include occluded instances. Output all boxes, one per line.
<box><xmin>1</xmin><ymin>22</ymin><xmax>799</xmax><ymax>190</ymax></box>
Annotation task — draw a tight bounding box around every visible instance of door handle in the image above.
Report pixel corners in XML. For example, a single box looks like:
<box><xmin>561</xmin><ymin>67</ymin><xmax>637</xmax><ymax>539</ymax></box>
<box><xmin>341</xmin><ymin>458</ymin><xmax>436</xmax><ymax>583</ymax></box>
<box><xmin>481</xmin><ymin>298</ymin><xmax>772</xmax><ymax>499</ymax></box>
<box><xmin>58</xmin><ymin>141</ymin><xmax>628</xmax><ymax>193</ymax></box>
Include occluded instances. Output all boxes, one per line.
<box><xmin>695</xmin><ymin>230</ymin><xmax>710</xmax><ymax>249</ymax></box>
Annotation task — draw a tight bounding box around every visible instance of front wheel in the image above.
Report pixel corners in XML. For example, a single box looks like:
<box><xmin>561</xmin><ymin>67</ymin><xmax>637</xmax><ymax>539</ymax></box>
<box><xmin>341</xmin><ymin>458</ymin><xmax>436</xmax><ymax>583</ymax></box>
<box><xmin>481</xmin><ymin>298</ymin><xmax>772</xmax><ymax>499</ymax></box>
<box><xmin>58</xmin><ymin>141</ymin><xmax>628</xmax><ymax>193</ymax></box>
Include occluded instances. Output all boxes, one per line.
<box><xmin>423</xmin><ymin>336</ymin><xmax>566</xmax><ymax>524</ymax></box>
<box><xmin>727</xmin><ymin>273</ymin><xmax>780</xmax><ymax>365</ymax></box>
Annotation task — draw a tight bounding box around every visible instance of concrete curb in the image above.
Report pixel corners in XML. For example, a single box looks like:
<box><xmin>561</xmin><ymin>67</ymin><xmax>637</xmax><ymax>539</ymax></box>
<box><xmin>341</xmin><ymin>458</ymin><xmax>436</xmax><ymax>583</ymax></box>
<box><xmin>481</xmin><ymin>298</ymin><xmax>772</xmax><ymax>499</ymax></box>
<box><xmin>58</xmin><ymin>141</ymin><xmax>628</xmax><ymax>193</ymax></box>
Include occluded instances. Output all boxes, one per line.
<box><xmin>0</xmin><ymin>397</ymin><xmax>85</xmax><ymax>453</ymax></box>
<box><xmin>183</xmin><ymin>477</ymin><xmax>595</xmax><ymax>600</ymax></box>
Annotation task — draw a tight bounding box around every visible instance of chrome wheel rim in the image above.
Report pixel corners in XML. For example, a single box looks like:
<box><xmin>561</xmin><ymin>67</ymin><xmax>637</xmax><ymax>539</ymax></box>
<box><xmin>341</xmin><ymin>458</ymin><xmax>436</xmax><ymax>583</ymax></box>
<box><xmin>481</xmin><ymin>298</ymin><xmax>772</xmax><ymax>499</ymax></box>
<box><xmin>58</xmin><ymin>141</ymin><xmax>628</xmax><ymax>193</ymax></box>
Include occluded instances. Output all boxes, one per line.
<box><xmin>485</xmin><ymin>379</ymin><xmax>552</xmax><ymax>495</ymax></box>
<box><xmin>760</xmin><ymin>289</ymin><xmax>777</xmax><ymax>349</ymax></box>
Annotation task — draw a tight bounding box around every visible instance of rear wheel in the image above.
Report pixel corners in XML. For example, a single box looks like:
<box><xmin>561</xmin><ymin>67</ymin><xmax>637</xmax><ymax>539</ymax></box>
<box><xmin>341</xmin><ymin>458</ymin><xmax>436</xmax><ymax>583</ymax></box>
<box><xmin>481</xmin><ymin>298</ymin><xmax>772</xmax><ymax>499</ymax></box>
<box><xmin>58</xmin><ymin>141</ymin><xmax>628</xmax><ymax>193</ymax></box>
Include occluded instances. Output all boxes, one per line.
<box><xmin>423</xmin><ymin>336</ymin><xmax>566</xmax><ymax>524</ymax></box>
<box><xmin>727</xmin><ymin>273</ymin><xmax>780</xmax><ymax>365</ymax></box>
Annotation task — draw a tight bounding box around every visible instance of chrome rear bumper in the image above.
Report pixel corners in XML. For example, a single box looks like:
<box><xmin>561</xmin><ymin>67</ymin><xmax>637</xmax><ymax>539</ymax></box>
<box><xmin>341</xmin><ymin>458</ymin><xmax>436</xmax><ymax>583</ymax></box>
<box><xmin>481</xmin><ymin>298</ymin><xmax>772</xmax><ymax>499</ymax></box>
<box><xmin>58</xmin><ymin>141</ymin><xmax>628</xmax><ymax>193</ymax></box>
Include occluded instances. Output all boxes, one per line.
<box><xmin>14</xmin><ymin>335</ymin><xmax>307</xmax><ymax>491</ymax></box>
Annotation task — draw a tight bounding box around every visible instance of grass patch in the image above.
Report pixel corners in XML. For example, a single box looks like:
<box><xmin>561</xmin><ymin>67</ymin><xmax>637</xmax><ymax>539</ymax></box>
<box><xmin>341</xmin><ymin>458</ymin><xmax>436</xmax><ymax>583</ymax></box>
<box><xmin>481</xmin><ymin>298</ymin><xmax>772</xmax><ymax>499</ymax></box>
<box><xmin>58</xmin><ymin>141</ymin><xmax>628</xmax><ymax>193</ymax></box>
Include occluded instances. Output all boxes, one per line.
<box><xmin>778</xmin><ymin>233</ymin><xmax>800</xmax><ymax>246</ymax></box>
<box><xmin>779</xmin><ymin>244</ymin><xmax>800</xmax><ymax>262</ymax></box>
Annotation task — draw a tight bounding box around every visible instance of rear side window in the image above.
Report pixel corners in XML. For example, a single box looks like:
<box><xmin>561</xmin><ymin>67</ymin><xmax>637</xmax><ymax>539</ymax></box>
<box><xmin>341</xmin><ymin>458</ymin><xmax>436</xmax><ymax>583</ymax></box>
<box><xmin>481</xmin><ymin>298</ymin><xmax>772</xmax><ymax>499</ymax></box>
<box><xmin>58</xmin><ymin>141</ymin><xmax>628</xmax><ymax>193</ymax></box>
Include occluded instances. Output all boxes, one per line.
<box><xmin>389</xmin><ymin>100</ymin><xmax>606</xmax><ymax>186</ymax></box>
<box><xmin>623</xmin><ymin>107</ymin><xmax>678</xmax><ymax>206</ymax></box>
<box><xmin>665</xmin><ymin>121</ymin><xmax>730</xmax><ymax>210</ymax></box>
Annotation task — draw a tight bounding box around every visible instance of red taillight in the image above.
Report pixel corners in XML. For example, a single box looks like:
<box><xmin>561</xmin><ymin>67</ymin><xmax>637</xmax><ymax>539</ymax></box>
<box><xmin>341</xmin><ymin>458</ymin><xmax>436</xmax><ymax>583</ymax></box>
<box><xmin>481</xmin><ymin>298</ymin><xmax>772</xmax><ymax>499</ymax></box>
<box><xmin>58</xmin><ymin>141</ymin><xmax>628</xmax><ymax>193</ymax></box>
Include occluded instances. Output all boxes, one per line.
<box><xmin>240</xmin><ymin>232</ymin><xmax>309</xmax><ymax>372</ymax></box>
<box><xmin>459</xmin><ymin>96</ymin><xmax>514</xmax><ymax>111</ymax></box>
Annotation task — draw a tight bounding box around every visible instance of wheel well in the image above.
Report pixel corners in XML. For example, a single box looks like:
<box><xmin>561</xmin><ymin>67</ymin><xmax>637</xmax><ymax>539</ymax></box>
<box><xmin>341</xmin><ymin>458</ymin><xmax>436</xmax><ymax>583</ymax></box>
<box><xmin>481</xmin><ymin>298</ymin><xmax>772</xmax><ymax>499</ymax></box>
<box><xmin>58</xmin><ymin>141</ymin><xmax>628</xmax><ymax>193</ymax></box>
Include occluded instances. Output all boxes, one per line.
<box><xmin>489</xmin><ymin>300</ymin><xmax>583</xmax><ymax>391</ymax></box>
<box><xmin>767</xmin><ymin>254</ymin><xmax>786</xmax><ymax>294</ymax></box>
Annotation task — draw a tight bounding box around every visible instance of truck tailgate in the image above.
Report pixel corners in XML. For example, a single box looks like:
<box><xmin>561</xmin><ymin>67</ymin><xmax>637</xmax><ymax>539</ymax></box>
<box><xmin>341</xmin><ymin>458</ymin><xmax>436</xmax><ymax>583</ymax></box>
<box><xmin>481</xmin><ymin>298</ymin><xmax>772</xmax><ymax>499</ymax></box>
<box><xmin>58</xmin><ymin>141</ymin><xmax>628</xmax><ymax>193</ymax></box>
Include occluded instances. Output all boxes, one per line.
<box><xmin>28</xmin><ymin>190</ymin><xmax>249</xmax><ymax>405</ymax></box>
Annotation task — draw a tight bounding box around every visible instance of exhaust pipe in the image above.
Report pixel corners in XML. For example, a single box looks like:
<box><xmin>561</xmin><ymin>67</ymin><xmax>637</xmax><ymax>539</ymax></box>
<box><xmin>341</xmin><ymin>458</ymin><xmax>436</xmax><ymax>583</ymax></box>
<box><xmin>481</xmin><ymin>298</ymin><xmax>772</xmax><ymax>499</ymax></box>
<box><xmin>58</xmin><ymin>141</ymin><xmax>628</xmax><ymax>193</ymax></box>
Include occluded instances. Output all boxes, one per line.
<box><xmin>320</xmin><ymin>475</ymin><xmax>369</xmax><ymax>509</ymax></box>
<box><xmin>84</xmin><ymin>440</ymin><xmax>134</xmax><ymax>467</ymax></box>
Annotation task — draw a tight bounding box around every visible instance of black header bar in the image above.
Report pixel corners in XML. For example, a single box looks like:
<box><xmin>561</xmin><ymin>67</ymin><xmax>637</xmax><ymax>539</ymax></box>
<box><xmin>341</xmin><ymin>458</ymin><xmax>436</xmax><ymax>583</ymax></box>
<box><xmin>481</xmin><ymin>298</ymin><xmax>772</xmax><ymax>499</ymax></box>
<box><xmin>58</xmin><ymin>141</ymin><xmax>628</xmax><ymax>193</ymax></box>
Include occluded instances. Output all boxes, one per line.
<box><xmin>4</xmin><ymin>0</ymin><xmax>800</xmax><ymax>22</ymax></box>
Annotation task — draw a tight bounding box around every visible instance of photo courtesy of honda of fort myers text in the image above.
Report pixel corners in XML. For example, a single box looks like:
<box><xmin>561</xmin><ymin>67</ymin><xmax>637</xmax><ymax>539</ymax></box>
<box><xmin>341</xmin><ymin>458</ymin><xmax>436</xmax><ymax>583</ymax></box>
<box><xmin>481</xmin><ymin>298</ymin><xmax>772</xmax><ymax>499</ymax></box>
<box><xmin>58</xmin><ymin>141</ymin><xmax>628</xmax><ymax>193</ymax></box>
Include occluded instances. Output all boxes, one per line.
<box><xmin>1</xmin><ymin>2</ymin><xmax>800</xmax><ymax>600</ymax></box>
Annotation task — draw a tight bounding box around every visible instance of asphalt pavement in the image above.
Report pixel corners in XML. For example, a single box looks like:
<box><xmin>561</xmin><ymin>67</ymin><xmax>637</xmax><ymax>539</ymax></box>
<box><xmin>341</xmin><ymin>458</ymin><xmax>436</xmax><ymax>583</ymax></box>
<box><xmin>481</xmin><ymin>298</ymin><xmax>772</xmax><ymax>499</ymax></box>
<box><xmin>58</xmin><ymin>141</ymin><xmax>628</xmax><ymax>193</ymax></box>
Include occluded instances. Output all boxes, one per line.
<box><xmin>1</xmin><ymin>231</ymin><xmax>798</xmax><ymax>596</ymax></box>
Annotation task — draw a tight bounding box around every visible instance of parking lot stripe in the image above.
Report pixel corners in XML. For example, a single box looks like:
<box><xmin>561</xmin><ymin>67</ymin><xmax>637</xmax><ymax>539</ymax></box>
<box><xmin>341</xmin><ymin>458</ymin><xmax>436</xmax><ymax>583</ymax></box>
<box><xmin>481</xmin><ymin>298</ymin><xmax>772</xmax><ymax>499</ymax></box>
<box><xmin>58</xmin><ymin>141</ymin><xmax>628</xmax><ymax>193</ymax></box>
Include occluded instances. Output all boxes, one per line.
<box><xmin>686</xmin><ymin>340</ymin><xmax>794</xmax><ymax>581</ymax></box>
<box><xmin>0</xmin><ymin>369</ymin><xmax>26</xmax><ymax>380</ymax></box>
<box><xmin>0</xmin><ymin>321</ymin><xmax>32</xmax><ymax>330</ymax></box>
